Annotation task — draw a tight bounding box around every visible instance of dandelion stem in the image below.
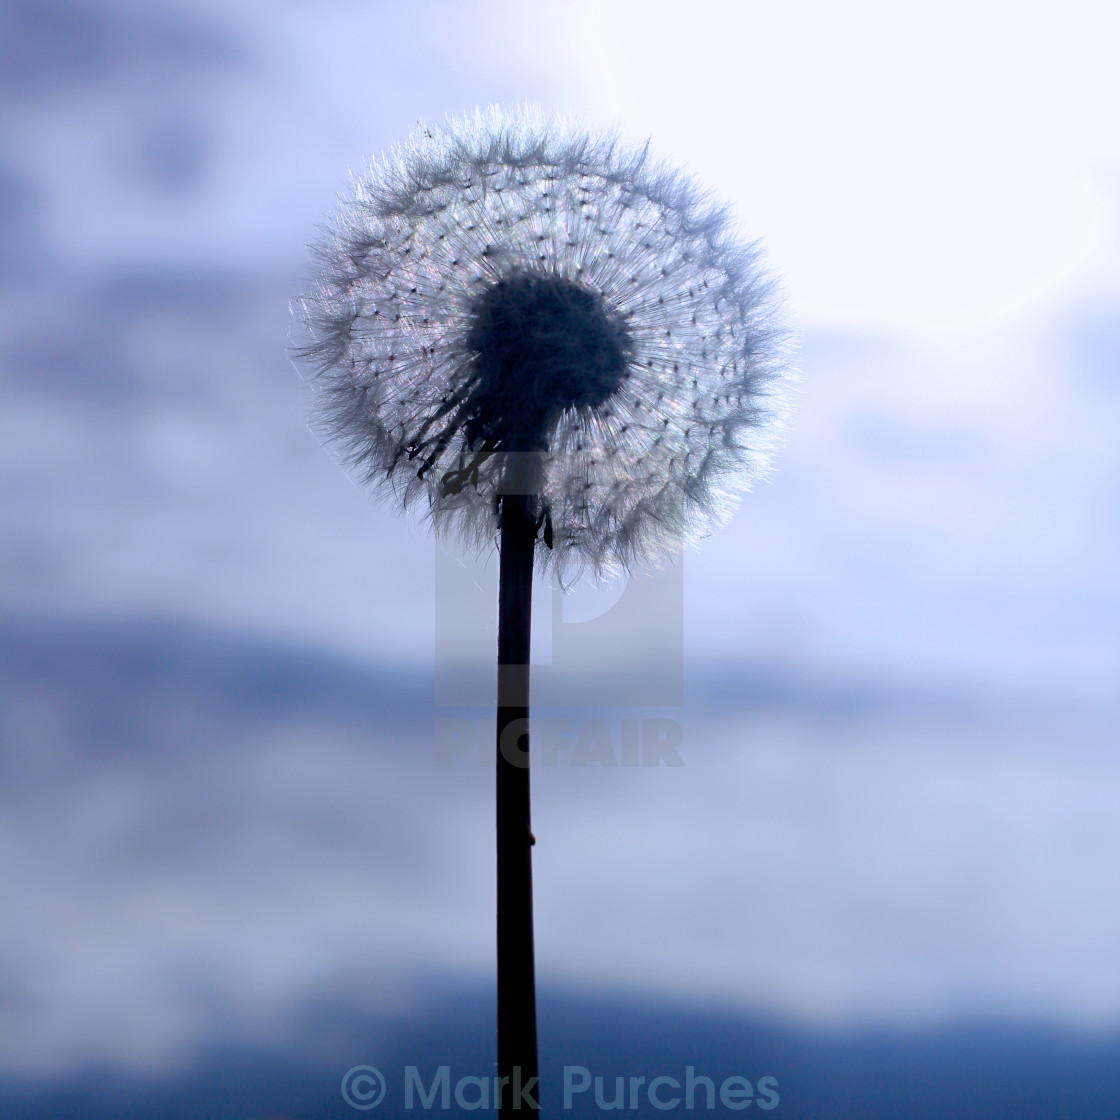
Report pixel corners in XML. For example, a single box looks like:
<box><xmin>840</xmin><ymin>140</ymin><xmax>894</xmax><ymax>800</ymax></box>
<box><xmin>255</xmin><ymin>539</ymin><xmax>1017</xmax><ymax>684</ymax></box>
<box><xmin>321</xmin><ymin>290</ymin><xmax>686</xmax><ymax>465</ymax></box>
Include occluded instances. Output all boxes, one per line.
<box><xmin>495</xmin><ymin>493</ymin><xmax>540</xmax><ymax>1114</ymax></box>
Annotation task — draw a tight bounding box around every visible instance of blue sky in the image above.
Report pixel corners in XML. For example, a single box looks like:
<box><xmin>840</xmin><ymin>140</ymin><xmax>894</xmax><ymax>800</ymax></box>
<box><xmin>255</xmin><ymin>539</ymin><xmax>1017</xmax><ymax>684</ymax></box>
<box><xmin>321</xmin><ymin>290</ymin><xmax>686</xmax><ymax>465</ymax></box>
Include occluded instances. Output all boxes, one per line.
<box><xmin>2</xmin><ymin>0</ymin><xmax>1119</xmax><ymax>1085</ymax></box>
<box><xmin>5</xmin><ymin>0</ymin><xmax>1118</xmax><ymax>689</ymax></box>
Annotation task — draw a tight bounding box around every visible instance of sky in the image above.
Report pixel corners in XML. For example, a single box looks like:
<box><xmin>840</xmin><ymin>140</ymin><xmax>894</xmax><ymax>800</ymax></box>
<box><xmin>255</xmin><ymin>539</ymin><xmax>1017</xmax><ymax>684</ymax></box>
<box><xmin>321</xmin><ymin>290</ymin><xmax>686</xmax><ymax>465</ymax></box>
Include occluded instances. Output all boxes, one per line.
<box><xmin>2</xmin><ymin>0</ymin><xmax>1119</xmax><ymax>1101</ymax></box>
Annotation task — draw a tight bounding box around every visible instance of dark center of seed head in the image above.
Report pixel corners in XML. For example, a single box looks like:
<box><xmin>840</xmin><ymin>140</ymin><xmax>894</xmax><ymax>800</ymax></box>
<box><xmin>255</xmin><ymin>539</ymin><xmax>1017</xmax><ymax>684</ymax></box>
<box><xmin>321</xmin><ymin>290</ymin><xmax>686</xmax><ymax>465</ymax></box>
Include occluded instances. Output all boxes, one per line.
<box><xmin>462</xmin><ymin>272</ymin><xmax>631</xmax><ymax>451</ymax></box>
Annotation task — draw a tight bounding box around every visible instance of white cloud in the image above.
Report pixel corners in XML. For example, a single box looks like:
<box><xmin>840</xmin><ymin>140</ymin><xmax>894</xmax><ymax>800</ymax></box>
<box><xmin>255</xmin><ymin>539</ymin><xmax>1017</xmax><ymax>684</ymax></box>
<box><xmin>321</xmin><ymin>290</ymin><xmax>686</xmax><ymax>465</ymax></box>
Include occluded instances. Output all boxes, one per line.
<box><xmin>583</xmin><ymin>0</ymin><xmax>1120</xmax><ymax>328</ymax></box>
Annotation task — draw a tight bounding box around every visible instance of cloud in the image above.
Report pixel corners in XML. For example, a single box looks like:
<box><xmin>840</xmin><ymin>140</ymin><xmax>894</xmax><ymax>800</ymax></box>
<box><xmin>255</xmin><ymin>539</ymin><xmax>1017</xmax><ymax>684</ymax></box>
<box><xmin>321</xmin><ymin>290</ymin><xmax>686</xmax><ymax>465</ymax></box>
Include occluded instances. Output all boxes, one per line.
<box><xmin>0</xmin><ymin>0</ymin><xmax>242</xmax><ymax>101</ymax></box>
<box><xmin>2</xmin><ymin>613</ymin><xmax>1117</xmax><ymax>1075</ymax></box>
<box><xmin>0</xmin><ymin>0</ymin><xmax>247</xmax><ymax>225</ymax></box>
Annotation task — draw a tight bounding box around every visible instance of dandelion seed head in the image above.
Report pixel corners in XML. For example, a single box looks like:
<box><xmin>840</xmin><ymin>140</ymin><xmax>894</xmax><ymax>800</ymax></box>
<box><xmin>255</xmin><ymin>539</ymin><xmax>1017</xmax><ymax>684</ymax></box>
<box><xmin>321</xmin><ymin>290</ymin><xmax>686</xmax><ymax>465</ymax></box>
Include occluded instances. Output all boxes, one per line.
<box><xmin>295</xmin><ymin>106</ymin><xmax>793</xmax><ymax>578</ymax></box>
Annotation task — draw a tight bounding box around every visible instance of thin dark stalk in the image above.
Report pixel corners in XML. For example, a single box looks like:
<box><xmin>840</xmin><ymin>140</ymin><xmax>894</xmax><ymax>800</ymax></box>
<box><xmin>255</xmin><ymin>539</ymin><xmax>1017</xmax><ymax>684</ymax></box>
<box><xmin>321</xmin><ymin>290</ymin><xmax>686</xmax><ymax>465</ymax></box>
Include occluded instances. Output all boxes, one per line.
<box><xmin>496</xmin><ymin>493</ymin><xmax>540</xmax><ymax>1114</ymax></box>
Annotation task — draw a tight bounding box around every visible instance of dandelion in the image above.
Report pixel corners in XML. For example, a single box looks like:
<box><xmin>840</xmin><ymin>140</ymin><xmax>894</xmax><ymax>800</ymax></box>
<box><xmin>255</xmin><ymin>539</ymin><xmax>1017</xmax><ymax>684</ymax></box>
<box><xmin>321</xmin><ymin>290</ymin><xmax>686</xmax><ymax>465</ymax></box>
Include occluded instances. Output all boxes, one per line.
<box><xmin>295</xmin><ymin>106</ymin><xmax>792</xmax><ymax>1115</ymax></box>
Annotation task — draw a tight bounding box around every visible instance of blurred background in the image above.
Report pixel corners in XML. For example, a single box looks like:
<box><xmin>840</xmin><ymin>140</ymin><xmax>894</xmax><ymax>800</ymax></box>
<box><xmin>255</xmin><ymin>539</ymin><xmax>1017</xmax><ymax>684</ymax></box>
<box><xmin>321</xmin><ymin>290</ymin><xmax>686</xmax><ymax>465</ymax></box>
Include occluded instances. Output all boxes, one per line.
<box><xmin>2</xmin><ymin>0</ymin><xmax>1118</xmax><ymax>1116</ymax></box>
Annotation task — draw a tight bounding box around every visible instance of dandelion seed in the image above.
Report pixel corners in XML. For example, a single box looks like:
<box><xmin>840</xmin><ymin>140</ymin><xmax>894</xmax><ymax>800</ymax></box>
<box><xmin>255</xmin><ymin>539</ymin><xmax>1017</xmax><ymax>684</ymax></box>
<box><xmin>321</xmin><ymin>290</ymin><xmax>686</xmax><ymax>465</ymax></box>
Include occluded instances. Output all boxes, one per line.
<box><xmin>295</xmin><ymin>106</ymin><xmax>791</xmax><ymax>581</ymax></box>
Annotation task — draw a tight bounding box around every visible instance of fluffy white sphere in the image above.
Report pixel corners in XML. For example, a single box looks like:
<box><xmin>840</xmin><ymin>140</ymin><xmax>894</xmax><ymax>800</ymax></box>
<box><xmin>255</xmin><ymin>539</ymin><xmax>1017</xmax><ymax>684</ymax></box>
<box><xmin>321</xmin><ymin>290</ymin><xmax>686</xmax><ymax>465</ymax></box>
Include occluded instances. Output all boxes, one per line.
<box><xmin>296</xmin><ymin>106</ymin><xmax>792</xmax><ymax>577</ymax></box>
